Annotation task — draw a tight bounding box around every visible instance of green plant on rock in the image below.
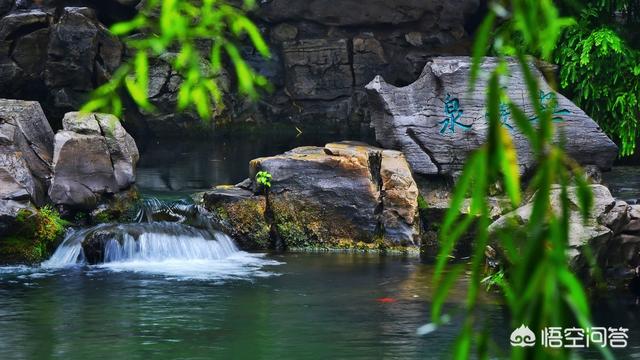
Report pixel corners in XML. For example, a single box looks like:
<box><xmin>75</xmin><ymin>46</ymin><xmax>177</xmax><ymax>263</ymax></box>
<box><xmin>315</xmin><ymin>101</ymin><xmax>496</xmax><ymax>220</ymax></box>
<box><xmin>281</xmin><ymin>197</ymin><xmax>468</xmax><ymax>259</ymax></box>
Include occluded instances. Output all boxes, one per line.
<box><xmin>430</xmin><ymin>1</ymin><xmax>611</xmax><ymax>359</ymax></box>
<box><xmin>256</xmin><ymin>171</ymin><xmax>272</xmax><ymax>189</ymax></box>
<box><xmin>82</xmin><ymin>0</ymin><xmax>271</xmax><ymax>121</ymax></box>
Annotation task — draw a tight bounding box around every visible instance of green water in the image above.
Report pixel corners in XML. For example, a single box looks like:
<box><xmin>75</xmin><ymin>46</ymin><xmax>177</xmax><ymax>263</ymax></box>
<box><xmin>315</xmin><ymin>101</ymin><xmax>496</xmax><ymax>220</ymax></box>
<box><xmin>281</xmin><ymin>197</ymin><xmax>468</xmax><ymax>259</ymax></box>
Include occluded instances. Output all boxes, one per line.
<box><xmin>1</xmin><ymin>253</ymin><xmax>639</xmax><ymax>359</ymax></box>
<box><xmin>0</xmin><ymin>254</ymin><xmax>499</xmax><ymax>359</ymax></box>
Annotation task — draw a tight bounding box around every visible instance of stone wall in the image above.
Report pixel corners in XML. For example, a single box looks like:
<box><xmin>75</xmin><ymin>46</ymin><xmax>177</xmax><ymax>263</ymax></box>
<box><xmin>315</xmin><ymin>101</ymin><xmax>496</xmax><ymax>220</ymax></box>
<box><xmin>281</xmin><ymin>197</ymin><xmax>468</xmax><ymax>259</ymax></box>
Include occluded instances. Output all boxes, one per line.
<box><xmin>0</xmin><ymin>0</ymin><xmax>482</xmax><ymax>137</ymax></box>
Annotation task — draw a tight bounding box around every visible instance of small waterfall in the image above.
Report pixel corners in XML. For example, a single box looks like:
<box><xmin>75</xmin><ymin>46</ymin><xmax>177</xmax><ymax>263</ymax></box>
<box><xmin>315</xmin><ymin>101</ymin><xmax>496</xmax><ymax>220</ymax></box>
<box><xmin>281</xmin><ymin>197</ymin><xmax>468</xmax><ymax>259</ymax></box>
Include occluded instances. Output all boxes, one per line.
<box><xmin>41</xmin><ymin>198</ymin><xmax>280</xmax><ymax>280</ymax></box>
<box><xmin>101</xmin><ymin>231</ymin><xmax>239</xmax><ymax>262</ymax></box>
<box><xmin>43</xmin><ymin>223</ymin><xmax>240</xmax><ymax>268</ymax></box>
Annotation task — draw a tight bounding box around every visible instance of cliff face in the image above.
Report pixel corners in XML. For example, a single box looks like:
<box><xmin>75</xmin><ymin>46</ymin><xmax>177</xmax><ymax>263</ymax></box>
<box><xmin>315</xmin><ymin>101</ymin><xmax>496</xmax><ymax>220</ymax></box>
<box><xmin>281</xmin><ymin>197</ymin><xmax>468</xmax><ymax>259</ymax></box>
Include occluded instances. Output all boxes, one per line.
<box><xmin>0</xmin><ymin>0</ymin><xmax>482</xmax><ymax>137</ymax></box>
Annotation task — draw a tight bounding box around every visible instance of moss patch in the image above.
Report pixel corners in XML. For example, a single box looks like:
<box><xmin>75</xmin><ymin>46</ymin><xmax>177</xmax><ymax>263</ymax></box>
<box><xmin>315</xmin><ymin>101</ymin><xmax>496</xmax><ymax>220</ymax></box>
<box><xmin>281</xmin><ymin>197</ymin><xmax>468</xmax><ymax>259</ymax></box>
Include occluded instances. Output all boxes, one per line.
<box><xmin>213</xmin><ymin>198</ymin><xmax>271</xmax><ymax>249</ymax></box>
<box><xmin>270</xmin><ymin>196</ymin><xmax>369</xmax><ymax>249</ymax></box>
<box><xmin>90</xmin><ymin>188</ymin><xmax>141</xmax><ymax>224</ymax></box>
<box><xmin>0</xmin><ymin>206</ymin><xmax>69</xmax><ymax>264</ymax></box>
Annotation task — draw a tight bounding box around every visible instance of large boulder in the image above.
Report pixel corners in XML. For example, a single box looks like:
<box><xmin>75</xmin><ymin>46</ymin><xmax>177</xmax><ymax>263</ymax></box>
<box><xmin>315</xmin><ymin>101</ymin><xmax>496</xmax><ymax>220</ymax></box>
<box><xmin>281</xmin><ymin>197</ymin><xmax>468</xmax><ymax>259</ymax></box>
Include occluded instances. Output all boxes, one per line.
<box><xmin>48</xmin><ymin>112</ymin><xmax>139</xmax><ymax>209</ymax></box>
<box><xmin>0</xmin><ymin>99</ymin><xmax>54</xmax><ymax>205</ymax></box>
<box><xmin>366</xmin><ymin>57</ymin><xmax>619</xmax><ymax>178</ymax></box>
<box><xmin>202</xmin><ymin>141</ymin><xmax>420</xmax><ymax>249</ymax></box>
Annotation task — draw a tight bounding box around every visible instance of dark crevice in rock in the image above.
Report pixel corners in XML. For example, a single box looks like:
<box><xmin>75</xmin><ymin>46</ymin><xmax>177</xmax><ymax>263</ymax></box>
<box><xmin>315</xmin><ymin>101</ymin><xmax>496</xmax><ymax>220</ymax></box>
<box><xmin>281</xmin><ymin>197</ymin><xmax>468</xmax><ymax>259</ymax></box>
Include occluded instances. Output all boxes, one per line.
<box><xmin>406</xmin><ymin>127</ymin><xmax>442</xmax><ymax>174</ymax></box>
<box><xmin>366</xmin><ymin>149</ymin><xmax>386</xmax><ymax>240</ymax></box>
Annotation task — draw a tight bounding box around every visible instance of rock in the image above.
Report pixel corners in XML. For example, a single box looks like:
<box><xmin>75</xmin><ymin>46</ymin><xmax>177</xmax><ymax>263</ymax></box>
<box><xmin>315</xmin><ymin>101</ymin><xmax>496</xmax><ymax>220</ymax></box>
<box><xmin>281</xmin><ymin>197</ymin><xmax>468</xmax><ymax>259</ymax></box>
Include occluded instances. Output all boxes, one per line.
<box><xmin>46</xmin><ymin>7</ymin><xmax>122</xmax><ymax>91</ymax></box>
<box><xmin>61</xmin><ymin>111</ymin><xmax>101</xmax><ymax>135</ymax></box>
<box><xmin>405</xmin><ymin>32</ymin><xmax>424</xmax><ymax>47</ymax></box>
<box><xmin>203</xmin><ymin>141</ymin><xmax>420</xmax><ymax>249</ymax></box>
<box><xmin>254</xmin><ymin>144</ymin><xmax>381</xmax><ymax>247</ymax></box>
<box><xmin>598</xmin><ymin>199</ymin><xmax>630</xmax><ymax>234</ymax></box>
<box><xmin>282</xmin><ymin>39</ymin><xmax>353</xmax><ymax>100</ymax></box>
<box><xmin>94</xmin><ymin>113</ymin><xmax>139</xmax><ymax>188</ymax></box>
<box><xmin>0</xmin><ymin>199</ymin><xmax>34</xmax><ymax>237</ymax></box>
<box><xmin>48</xmin><ymin>131</ymin><xmax>117</xmax><ymax>209</ymax></box>
<box><xmin>0</xmin><ymin>99</ymin><xmax>54</xmax><ymax>205</ymax></box>
<box><xmin>366</xmin><ymin>57</ymin><xmax>619</xmax><ymax>178</ymax></box>
<box><xmin>202</xmin><ymin>186</ymin><xmax>271</xmax><ymax>250</ymax></box>
<box><xmin>12</xmin><ymin>27</ymin><xmax>49</xmax><ymax>76</ymax></box>
<box><xmin>0</xmin><ymin>151</ymin><xmax>35</xmax><ymax>202</ymax></box>
<box><xmin>258</xmin><ymin>0</ymin><xmax>479</xmax><ymax>27</ymax></box>
<box><xmin>0</xmin><ymin>9</ymin><xmax>49</xmax><ymax>40</ymax></box>
<box><xmin>379</xmin><ymin>149</ymin><xmax>420</xmax><ymax>242</ymax></box>
<box><xmin>271</xmin><ymin>23</ymin><xmax>298</xmax><ymax>43</ymax></box>
<box><xmin>49</xmin><ymin>112</ymin><xmax>138</xmax><ymax>209</ymax></box>
<box><xmin>353</xmin><ymin>35</ymin><xmax>388</xmax><ymax>86</ymax></box>
<box><xmin>489</xmin><ymin>184</ymin><xmax>636</xmax><ymax>278</ymax></box>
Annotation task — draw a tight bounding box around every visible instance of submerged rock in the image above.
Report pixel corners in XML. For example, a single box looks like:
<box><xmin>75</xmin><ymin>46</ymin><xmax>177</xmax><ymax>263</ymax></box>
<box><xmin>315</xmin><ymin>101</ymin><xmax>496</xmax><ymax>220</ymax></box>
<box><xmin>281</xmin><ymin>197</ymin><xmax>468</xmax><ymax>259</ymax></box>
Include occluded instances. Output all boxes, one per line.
<box><xmin>202</xmin><ymin>141</ymin><xmax>420</xmax><ymax>250</ymax></box>
<box><xmin>366</xmin><ymin>57</ymin><xmax>619</xmax><ymax>178</ymax></box>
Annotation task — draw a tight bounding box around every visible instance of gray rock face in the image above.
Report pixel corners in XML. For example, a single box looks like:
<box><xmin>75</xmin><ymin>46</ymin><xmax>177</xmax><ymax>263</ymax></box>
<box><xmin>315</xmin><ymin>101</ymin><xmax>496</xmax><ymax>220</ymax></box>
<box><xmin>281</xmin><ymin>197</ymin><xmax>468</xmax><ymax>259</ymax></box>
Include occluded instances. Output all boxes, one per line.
<box><xmin>203</xmin><ymin>141</ymin><xmax>420</xmax><ymax>248</ymax></box>
<box><xmin>366</xmin><ymin>57</ymin><xmax>619</xmax><ymax>178</ymax></box>
<box><xmin>282</xmin><ymin>39</ymin><xmax>353</xmax><ymax>100</ymax></box>
<box><xmin>46</xmin><ymin>7</ymin><xmax>122</xmax><ymax>91</ymax></box>
<box><xmin>0</xmin><ymin>0</ymin><xmax>480</xmax><ymax>137</ymax></box>
<box><xmin>95</xmin><ymin>113</ymin><xmax>139</xmax><ymax>188</ymax></box>
<box><xmin>49</xmin><ymin>112</ymin><xmax>138</xmax><ymax>209</ymax></box>
<box><xmin>0</xmin><ymin>99</ymin><xmax>54</xmax><ymax>205</ymax></box>
<box><xmin>0</xmin><ymin>6</ymin><xmax>122</xmax><ymax>121</ymax></box>
<box><xmin>258</xmin><ymin>0</ymin><xmax>479</xmax><ymax>27</ymax></box>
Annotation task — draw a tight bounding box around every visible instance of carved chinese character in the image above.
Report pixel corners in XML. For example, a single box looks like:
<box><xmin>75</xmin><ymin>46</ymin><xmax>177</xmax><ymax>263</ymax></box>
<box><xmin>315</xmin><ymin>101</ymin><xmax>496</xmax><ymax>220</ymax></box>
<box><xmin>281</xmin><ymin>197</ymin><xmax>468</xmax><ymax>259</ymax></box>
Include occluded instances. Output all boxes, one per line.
<box><xmin>438</xmin><ymin>93</ymin><xmax>471</xmax><ymax>134</ymax></box>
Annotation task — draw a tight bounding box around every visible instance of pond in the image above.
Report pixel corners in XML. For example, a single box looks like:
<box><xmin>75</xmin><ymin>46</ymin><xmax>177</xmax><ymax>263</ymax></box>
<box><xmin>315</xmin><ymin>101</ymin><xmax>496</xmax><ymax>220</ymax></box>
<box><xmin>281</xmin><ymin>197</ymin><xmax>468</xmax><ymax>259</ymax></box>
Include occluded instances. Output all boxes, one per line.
<box><xmin>1</xmin><ymin>253</ymin><xmax>640</xmax><ymax>359</ymax></box>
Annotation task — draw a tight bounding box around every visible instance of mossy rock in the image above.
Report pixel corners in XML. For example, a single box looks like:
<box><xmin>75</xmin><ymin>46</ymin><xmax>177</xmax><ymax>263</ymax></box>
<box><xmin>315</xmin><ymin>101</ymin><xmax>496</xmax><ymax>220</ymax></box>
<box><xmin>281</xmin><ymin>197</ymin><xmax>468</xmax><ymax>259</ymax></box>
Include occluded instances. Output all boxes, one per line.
<box><xmin>0</xmin><ymin>205</ymin><xmax>68</xmax><ymax>264</ymax></box>
<box><xmin>270</xmin><ymin>195</ymin><xmax>371</xmax><ymax>249</ymax></box>
<box><xmin>89</xmin><ymin>188</ymin><xmax>141</xmax><ymax>224</ymax></box>
<box><xmin>203</xmin><ymin>187</ymin><xmax>271</xmax><ymax>249</ymax></box>
<box><xmin>215</xmin><ymin>198</ymin><xmax>271</xmax><ymax>249</ymax></box>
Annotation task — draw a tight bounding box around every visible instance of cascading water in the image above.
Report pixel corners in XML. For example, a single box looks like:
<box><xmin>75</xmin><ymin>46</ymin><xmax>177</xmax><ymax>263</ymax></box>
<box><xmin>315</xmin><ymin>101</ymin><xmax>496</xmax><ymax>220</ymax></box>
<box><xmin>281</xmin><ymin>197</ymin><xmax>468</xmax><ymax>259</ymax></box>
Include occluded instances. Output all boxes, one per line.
<box><xmin>41</xmin><ymin>199</ymin><xmax>280</xmax><ymax>280</ymax></box>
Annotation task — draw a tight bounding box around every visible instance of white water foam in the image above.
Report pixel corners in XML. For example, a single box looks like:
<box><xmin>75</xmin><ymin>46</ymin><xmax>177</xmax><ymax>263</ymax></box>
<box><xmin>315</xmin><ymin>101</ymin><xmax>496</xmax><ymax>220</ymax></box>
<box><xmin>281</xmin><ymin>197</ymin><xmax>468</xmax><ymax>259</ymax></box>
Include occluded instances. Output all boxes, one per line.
<box><xmin>38</xmin><ymin>222</ymin><xmax>280</xmax><ymax>281</ymax></box>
